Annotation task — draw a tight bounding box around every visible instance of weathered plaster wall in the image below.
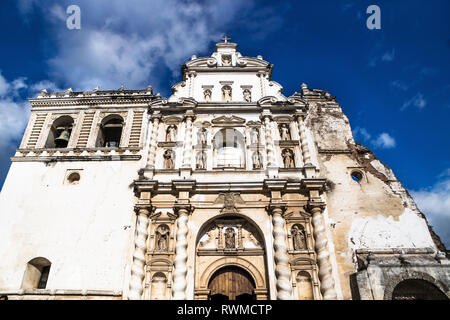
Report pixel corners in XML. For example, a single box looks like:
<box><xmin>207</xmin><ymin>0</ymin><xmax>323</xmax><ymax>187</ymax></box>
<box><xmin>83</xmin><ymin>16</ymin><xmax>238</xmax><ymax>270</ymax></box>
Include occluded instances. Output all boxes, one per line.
<box><xmin>0</xmin><ymin>160</ymin><xmax>141</xmax><ymax>292</ymax></box>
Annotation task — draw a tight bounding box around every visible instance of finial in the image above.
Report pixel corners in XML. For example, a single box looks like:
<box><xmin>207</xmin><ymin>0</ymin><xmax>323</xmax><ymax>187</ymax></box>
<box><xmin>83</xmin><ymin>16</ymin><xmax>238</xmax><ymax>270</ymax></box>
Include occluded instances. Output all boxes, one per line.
<box><xmin>118</xmin><ymin>85</ymin><xmax>124</xmax><ymax>91</ymax></box>
<box><xmin>301</xmin><ymin>83</ymin><xmax>308</xmax><ymax>90</ymax></box>
<box><xmin>93</xmin><ymin>86</ymin><xmax>99</xmax><ymax>92</ymax></box>
<box><xmin>65</xmin><ymin>88</ymin><xmax>73</xmax><ymax>93</ymax></box>
<box><xmin>221</xmin><ymin>34</ymin><xmax>231</xmax><ymax>43</ymax></box>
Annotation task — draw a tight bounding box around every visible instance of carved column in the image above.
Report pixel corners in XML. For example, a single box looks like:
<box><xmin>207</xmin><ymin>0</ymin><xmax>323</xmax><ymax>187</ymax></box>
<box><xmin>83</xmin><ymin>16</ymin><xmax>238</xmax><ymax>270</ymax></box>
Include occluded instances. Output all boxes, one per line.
<box><xmin>128</xmin><ymin>206</ymin><xmax>151</xmax><ymax>300</ymax></box>
<box><xmin>145</xmin><ymin>113</ymin><xmax>161</xmax><ymax>169</ymax></box>
<box><xmin>261</xmin><ymin>114</ymin><xmax>276</xmax><ymax>167</ymax></box>
<box><xmin>172</xmin><ymin>204</ymin><xmax>192</xmax><ymax>300</ymax></box>
<box><xmin>308</xmin><ymin>203</ymin><xmax>337</xmax><ymax>300</ymax></box>
<box><xmin>295</xmin><ymin>113</ymin><xmax>312</xmax><ymax>166</ymax></box>
<box><xmin>181</xmin><ymin>112</ymin><xmax>195</xmax><ymax>169</ymax></box>
<box><xmin>269</xmin><ymin>204</ymin><xmax>293</xmax><ymax>300</ymax></box>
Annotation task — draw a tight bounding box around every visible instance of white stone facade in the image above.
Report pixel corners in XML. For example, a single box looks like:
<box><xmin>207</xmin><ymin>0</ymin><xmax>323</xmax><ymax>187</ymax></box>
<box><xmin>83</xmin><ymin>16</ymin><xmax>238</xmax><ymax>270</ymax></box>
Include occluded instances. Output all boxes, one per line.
<box><xmin>0</xmin><ymin>40</ymin><xmax>448</xmax><ymax>300</ymax></box>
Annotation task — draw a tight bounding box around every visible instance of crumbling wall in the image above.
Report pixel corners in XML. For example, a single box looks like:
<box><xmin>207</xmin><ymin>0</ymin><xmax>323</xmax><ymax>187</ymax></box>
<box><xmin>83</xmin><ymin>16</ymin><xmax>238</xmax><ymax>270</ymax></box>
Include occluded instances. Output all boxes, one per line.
<box><xmin>305</xmin><ymin>93</ymin><xmax>445</xmax><ymax>299</ymax></box>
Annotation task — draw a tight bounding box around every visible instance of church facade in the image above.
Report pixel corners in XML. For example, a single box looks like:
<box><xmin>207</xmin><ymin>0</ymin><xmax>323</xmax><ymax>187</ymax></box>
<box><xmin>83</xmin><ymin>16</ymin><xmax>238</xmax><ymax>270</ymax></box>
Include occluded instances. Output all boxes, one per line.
<box><xmin>0</xmin><ymin>39</ymin><xmax>449</xmax><ymax>300</ymax></box>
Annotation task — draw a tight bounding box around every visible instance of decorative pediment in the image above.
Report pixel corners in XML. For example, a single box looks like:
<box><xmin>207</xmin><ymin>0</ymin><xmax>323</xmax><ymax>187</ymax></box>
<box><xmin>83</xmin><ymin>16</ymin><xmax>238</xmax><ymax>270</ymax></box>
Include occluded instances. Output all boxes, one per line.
<box><xmin>286</xmin><ymin>95</ymin><xmax>309</xmax><ymax>108</ymax></box>
<box><xmin>247</xmin><ymin>120</ymin><xmax>262</xmax><ymax>127</ymax></box>
<box><xmin>162</xmin><ymin>116</ymin><xmax>182</xmax><ymax>124</ymax></box>
<box><xmin>257</xmin><ymin>96</ymin><xmax>280</xmax><ymax>106</ymax></box>
<box><xmin>211</xmin><ymin>115</ymin><xmax>246</xmax><ymax>125</ymax></box>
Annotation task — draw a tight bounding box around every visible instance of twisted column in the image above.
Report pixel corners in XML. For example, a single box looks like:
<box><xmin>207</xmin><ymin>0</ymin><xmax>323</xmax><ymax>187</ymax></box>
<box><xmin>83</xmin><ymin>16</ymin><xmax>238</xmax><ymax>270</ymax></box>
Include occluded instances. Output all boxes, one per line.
<box><xmin>128</xmin><ymin>207</ymin><xmax>150</xmax><ymax>300</ymax></box>
<box><xmin>309</xmin><ymin>204</ymin><xmax>337</xmax><ymax>300</ymax></box>
<box><xmin>182</xmin><ymin>113</ymin><xmax>195</xmax><ymax>168</ymax></box>
<box><xmin>296</xmin><ymin>114</ymin><xmax>312</xmax><ymax>166</ymax></box>
<box><xmin>262</xmin><ymin>115</ymin><xmax>276</xmax><ymax>166</ymax></box>
<box><xmin>270</xmin><ymin>205</ymin><xmax>292</xmax><ymax>300</ymax></box>
<box><xmin>145</xmin><ymin>115</ymin><xmax>161</xmax><ymax>169</ymax></box>
<box><xmin>172</xmin><ymin>205</ymin><xmax>191</xmax><ymax>299</ymax></box>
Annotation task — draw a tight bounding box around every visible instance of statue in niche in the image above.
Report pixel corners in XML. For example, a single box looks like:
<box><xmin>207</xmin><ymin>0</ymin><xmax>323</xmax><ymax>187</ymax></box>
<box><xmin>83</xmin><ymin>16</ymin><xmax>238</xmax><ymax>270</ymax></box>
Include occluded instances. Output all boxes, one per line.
<box><xmin>252</xmin><ymin>151</ymin><xmax>262</xmax><ymax>169</ymax></box>
<box><xmin>224</xmin><ymin>227</ymin><xmax>236</xmax><ymax>249</ymax></box>
<box><xmin>203</xmin><ymin>89</ymin><xmax>212</xmax><ymax>102</ymax></box>
<box><xmin>282</xmin><ymin>148</ymin><xmax>295</xmax><ymax>168</ymax></box>
<box><xmin>163</xmin><ymin>149</ymin><xmax>174</xmax><ymax>169</ymax></box>
<box><xmin>222</xmin><ymin>55</ymin><xmax>232</xmax><ymax>66</ymax></box>
<box><xmin>155</xmin><ymin>225</ymin><xmax>170</xmax><ymax>251</ymax></box>
<box><xmin>197</xmin><ymin>127</ymin><xmax>207</xmax><ymax>145</ymax></box>
<box><xmin>196</xmin><ymin>151</ymin><xmax>207</xmax><ymax>169</ymax></box>
<box><xmin>279</xmin><ymin>123</ymin><xmax>291</xmax><ymax>140</ymax></box>
<box><xmin>166</xmin><ymin>125</ymin><xmax>177</xmax><ymax>142</ymax></box>
<box><xmin>250</xmin><ymin>128</ymin><xmax>259</xmax><ymax>144</ymax></box>
<box><xmin>222</xmin><ymin>85</ymin><xmax>232</xmax><ymax>102</ymax></box>
<box><xmin>292</xmin><ymin>225</ymin><xmax>306</xmax><ymax>250</ymax></box>
<box><xmin>243</xmin><ymin>89</ymin><xmax>252</xmax><ymax>102</ymax></box>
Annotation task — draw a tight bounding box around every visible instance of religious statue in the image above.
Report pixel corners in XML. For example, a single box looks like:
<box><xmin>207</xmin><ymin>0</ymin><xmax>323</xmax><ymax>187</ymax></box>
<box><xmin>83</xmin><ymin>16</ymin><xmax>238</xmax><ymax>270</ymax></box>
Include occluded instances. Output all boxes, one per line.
<box><xmin>252</xmin><ymin>151</ymin><xmax>262</xmax><ymax>169</ymax></box>
<box><xmin>155</xmin><ymin>225</ymin><xmax>170</xmax><ymax>251</ymax></box>
<box><xmin>292</xmin><ymin>225</ymin><xmax>306</xmax><ymax>250</ymax></box>
<box><xmin>197</xmin><ymin>127</ymin><xmax>207</xmax><ymax>145</ymax></box>
<box><xmin>196</xmin><ymin>151</ymin><xmax>207</xmax><ymax>169</ymax></box>
<box><xmin>163</xmin><ymin>149</ymin><xmax>174</xmax><ymax>169</ymax></box>
<box><xmin>279</xmin><ymin>124</ymin><xmax>291</xmax><ymax>140</ymax></box>
<box><xmin>243</xmin><ymin>89</ymin><xmax>252</xmax><ymax>102</ymax></box>
<box><xmin>282</xmin><ymin>148</ymin><xmax>295</xmax><ymax>168</ymax></box>
<box><xmin>222</xmin><ymin>55</ymin><xmax>232</xmax><ymax>66</ymax></box>
<box><xmin>224</xmin><ymin>227</ymin><xmax>236</xmax><ymax>249</ymax></box>
<box><xmin>222</xmin><ymin>85</ymin><xmax>232</xmax><ymax>102</ymax></box>
<box><xmin>166</xmin><ymin>125</ymin><xmax>177</xmax><ymax>142</ymax></box>
<box><xmin>250</xmin><ymin>128</ymin><xmax>259</xmax><ymax>144</ymax></box>
<box><xmin>203</xmin><ymin>89</ymin><xmax>212</xmax><ymax>102</ymax></box>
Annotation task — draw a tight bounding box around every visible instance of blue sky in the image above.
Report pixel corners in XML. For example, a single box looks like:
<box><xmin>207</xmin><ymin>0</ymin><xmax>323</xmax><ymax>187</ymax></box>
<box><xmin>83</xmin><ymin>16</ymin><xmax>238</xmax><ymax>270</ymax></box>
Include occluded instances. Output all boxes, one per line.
<box><xmin>0</xmin><ymin>0</ymin><xmax>449</xmax><ymax>246</ymax></box>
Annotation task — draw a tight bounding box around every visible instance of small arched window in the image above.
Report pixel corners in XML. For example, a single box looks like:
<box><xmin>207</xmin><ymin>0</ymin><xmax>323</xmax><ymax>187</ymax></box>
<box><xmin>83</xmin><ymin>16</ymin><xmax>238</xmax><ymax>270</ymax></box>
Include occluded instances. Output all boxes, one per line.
<box><xmin>213</xmin><ymin>129</ymin><xmax>245</xmax><ymax>168</ymax></box>
<box><xmin>45</xmin><ymin>116</ymin><xmax>74</xmax><ymax>148</ymax></box>
<box><xmin>21</xmin><ymin>257</ymin><xmax>51</xmax><ymax>290</ymax></box>
<box><xmin>96</xmin><ymin>115</ymin><xmax>124</xmax><ymax>147</ymax></box>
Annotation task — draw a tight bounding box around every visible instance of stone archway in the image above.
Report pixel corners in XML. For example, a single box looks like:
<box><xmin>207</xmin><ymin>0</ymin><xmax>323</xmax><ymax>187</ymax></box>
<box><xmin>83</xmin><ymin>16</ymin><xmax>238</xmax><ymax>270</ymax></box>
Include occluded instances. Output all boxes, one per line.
<box><xmin>208</xmin><ymin>266</ymin><xmax>256</xmax><ymax>301</ymax></box>
<box><xmin>194</xmin><ymin>215</ymin><xmax>269</xmax><ymax>300</ymax></box>
<box><xmin>384</xmin><ymin>271</ymin><xmax>449</xmax><ymax>300</ymax></box>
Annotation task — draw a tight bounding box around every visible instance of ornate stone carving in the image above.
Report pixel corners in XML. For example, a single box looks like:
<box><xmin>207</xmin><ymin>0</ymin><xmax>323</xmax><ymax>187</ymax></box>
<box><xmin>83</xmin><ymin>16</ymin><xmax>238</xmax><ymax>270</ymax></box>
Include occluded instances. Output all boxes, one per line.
<box><xmin>222</xmin><ymin>85</ymin><xmax>232</xmax><ymax>102</ymax></box>
<box><xmin>203</xmin><ymin>89</ymin><xmax>212</xmax><ymax>102</ymax></box>
<box><xmin>166</xmin><ymin>125</ymin><xmax>177</xmax><ymax>142</ymax></box>
<box><xmin>282</xmin><ymin>148</ymin><xmax>295</xmax><ymax>168</ymax></box>
<box><xmin>222</xmin><ymin>54</ymin><xmax>232</xmax><ymax>66</ymax></box>
<box><xmin>308</xmin><ymin>204</ymin><xmax>337</xmax><ymax>299</ymax></box>
<box><xmin>292</xmin><ymin>224</ymin><xmax>306</xmax><ymax>250</ymax></box>
<box><xmin>243</xmin><ymin>89</ymin><xmax>252</xmax><ymax>102</ymax></box>
<box><xmin>250</xmin><ymin>127</ymin><xmax>259</xmax><ymax>144</ymax></box>
<box><xmin>128</xmin><ymin>207</ymin><xmax>150</xmax><ymax>300</ymax></box>
<box><xmin>279</xmin><ymin>123</ymin><xmax>291</xmax><ymax>140</ymax></box>
<box><xmin>163</xmin><ymin>149</ymin><xmax>174</xmax><ymax>169</ymax></box>
<box><xmin>155</xmin><ymin>224</ymin><xmax>170</xmax><ymax>251</ymax></box>
<box><xmin>196</xmin><ymin>151</ymin><xmax>207</xmax><ymax>169</ymax></box>
<box><xmin>172</xmin><ymin>205</ymin><xmax>192</xmax><ymax>300</ymax></box>
<box><xmin>224</xmin><ymin>227</ymin><xmax>236</xmax><ymax>249</ymax></box>
<box><xmin>197</xmin><ymin>127</ymin><xmax>207</xmax><ymax>146</ymax></box>
<box><xmin>214</xmin><ymin>193</ymin><xmax>244</xmax><ymax>214</ymax></box>
<box><xmin>252</xmin><ymin>151</ymin><xmax>262</xmax><ymax>169</ymax></box>
<box><xmin>270</xmin><ymin>205</ymin><xmax>293</xmax><ymax>299</ymax></box>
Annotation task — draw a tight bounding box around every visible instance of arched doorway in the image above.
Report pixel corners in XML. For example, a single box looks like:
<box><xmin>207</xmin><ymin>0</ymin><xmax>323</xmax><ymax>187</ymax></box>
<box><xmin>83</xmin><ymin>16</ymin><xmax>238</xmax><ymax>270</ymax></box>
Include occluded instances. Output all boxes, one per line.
<box><xmin>194</xmin><ymin>215</ymin><xmax>269</xmax><ymax>300</ymax></box>
<box><xmin>392</xmin><ymin>279</ymin><xmax>449</xmax><ymax>300</ymax></box>
<box><xmin>208</xmin><ymin>266</ymin><xmax>256</xmax><ymax>301</ymax></box>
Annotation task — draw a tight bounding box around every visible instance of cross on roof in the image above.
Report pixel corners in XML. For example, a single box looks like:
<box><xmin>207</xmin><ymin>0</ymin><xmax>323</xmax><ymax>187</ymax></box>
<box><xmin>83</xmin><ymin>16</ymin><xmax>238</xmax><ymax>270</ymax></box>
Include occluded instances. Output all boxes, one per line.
<box><xmin>221</xmin><ymin>35</ymin><xmax>231</xmax><ymax>43</ymax></box>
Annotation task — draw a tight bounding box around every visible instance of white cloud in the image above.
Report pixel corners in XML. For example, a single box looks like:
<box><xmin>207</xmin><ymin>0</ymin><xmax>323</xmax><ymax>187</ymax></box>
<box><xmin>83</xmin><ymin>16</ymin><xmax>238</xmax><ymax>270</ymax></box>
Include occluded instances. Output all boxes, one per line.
<box><xmin>381</xmin><ymin>49</ymin><xmax>395</xmax><ymax>62</ymax></box>
<box><xmin>401</xmin><ymin>92</ymin><xmax>427</xmax><ymax>111</ymax></box>
<box><xmin>17</xmin><ymin>0</ymin><xmax>256</xmax><ymax>93</ymax></box>
<box><xmin>0</xmin><ymin>72</ymin><xmax>30</xmax><ymax>150</ymax></box>
<box><xmin>410</xmin><ymin>171</ymin><xmax>450</xmax><ymax>248</ymax></box>
<box><xmin>353</xmin><ymin>127</ymin><xmax>396</xmax><ymax>149</ymax></box>
<box><xmin>390</xmin><ymin>80</ymin><xmax>409</xmax><ymax>91</ymax></box>
<box><xmin>373</xmin><ymin>132</ymin><xmax>396</xmax><ymax>149</ymax></box>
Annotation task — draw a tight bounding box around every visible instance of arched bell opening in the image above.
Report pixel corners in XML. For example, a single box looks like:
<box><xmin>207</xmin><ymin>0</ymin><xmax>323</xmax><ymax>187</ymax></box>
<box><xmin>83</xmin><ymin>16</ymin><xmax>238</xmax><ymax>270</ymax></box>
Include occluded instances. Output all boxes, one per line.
<box><xmin>96</xmin><ymin>114</ymin><xmax>124</xmax><ymax>147</ymax></box>
<box><xmin>45</xmin><ymin>116</ymin><xmax>74</xmax><ymax>148</ymax></box>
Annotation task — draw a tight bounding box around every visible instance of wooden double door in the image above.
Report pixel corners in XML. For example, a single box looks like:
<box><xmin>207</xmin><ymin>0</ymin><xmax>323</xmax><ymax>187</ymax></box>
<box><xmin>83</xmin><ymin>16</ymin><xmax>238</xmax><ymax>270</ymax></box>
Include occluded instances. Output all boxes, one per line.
<box><xmin>208</xmin><ymin>266</ymin><xmax>256</xmax><ymax>301</ymax></box>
